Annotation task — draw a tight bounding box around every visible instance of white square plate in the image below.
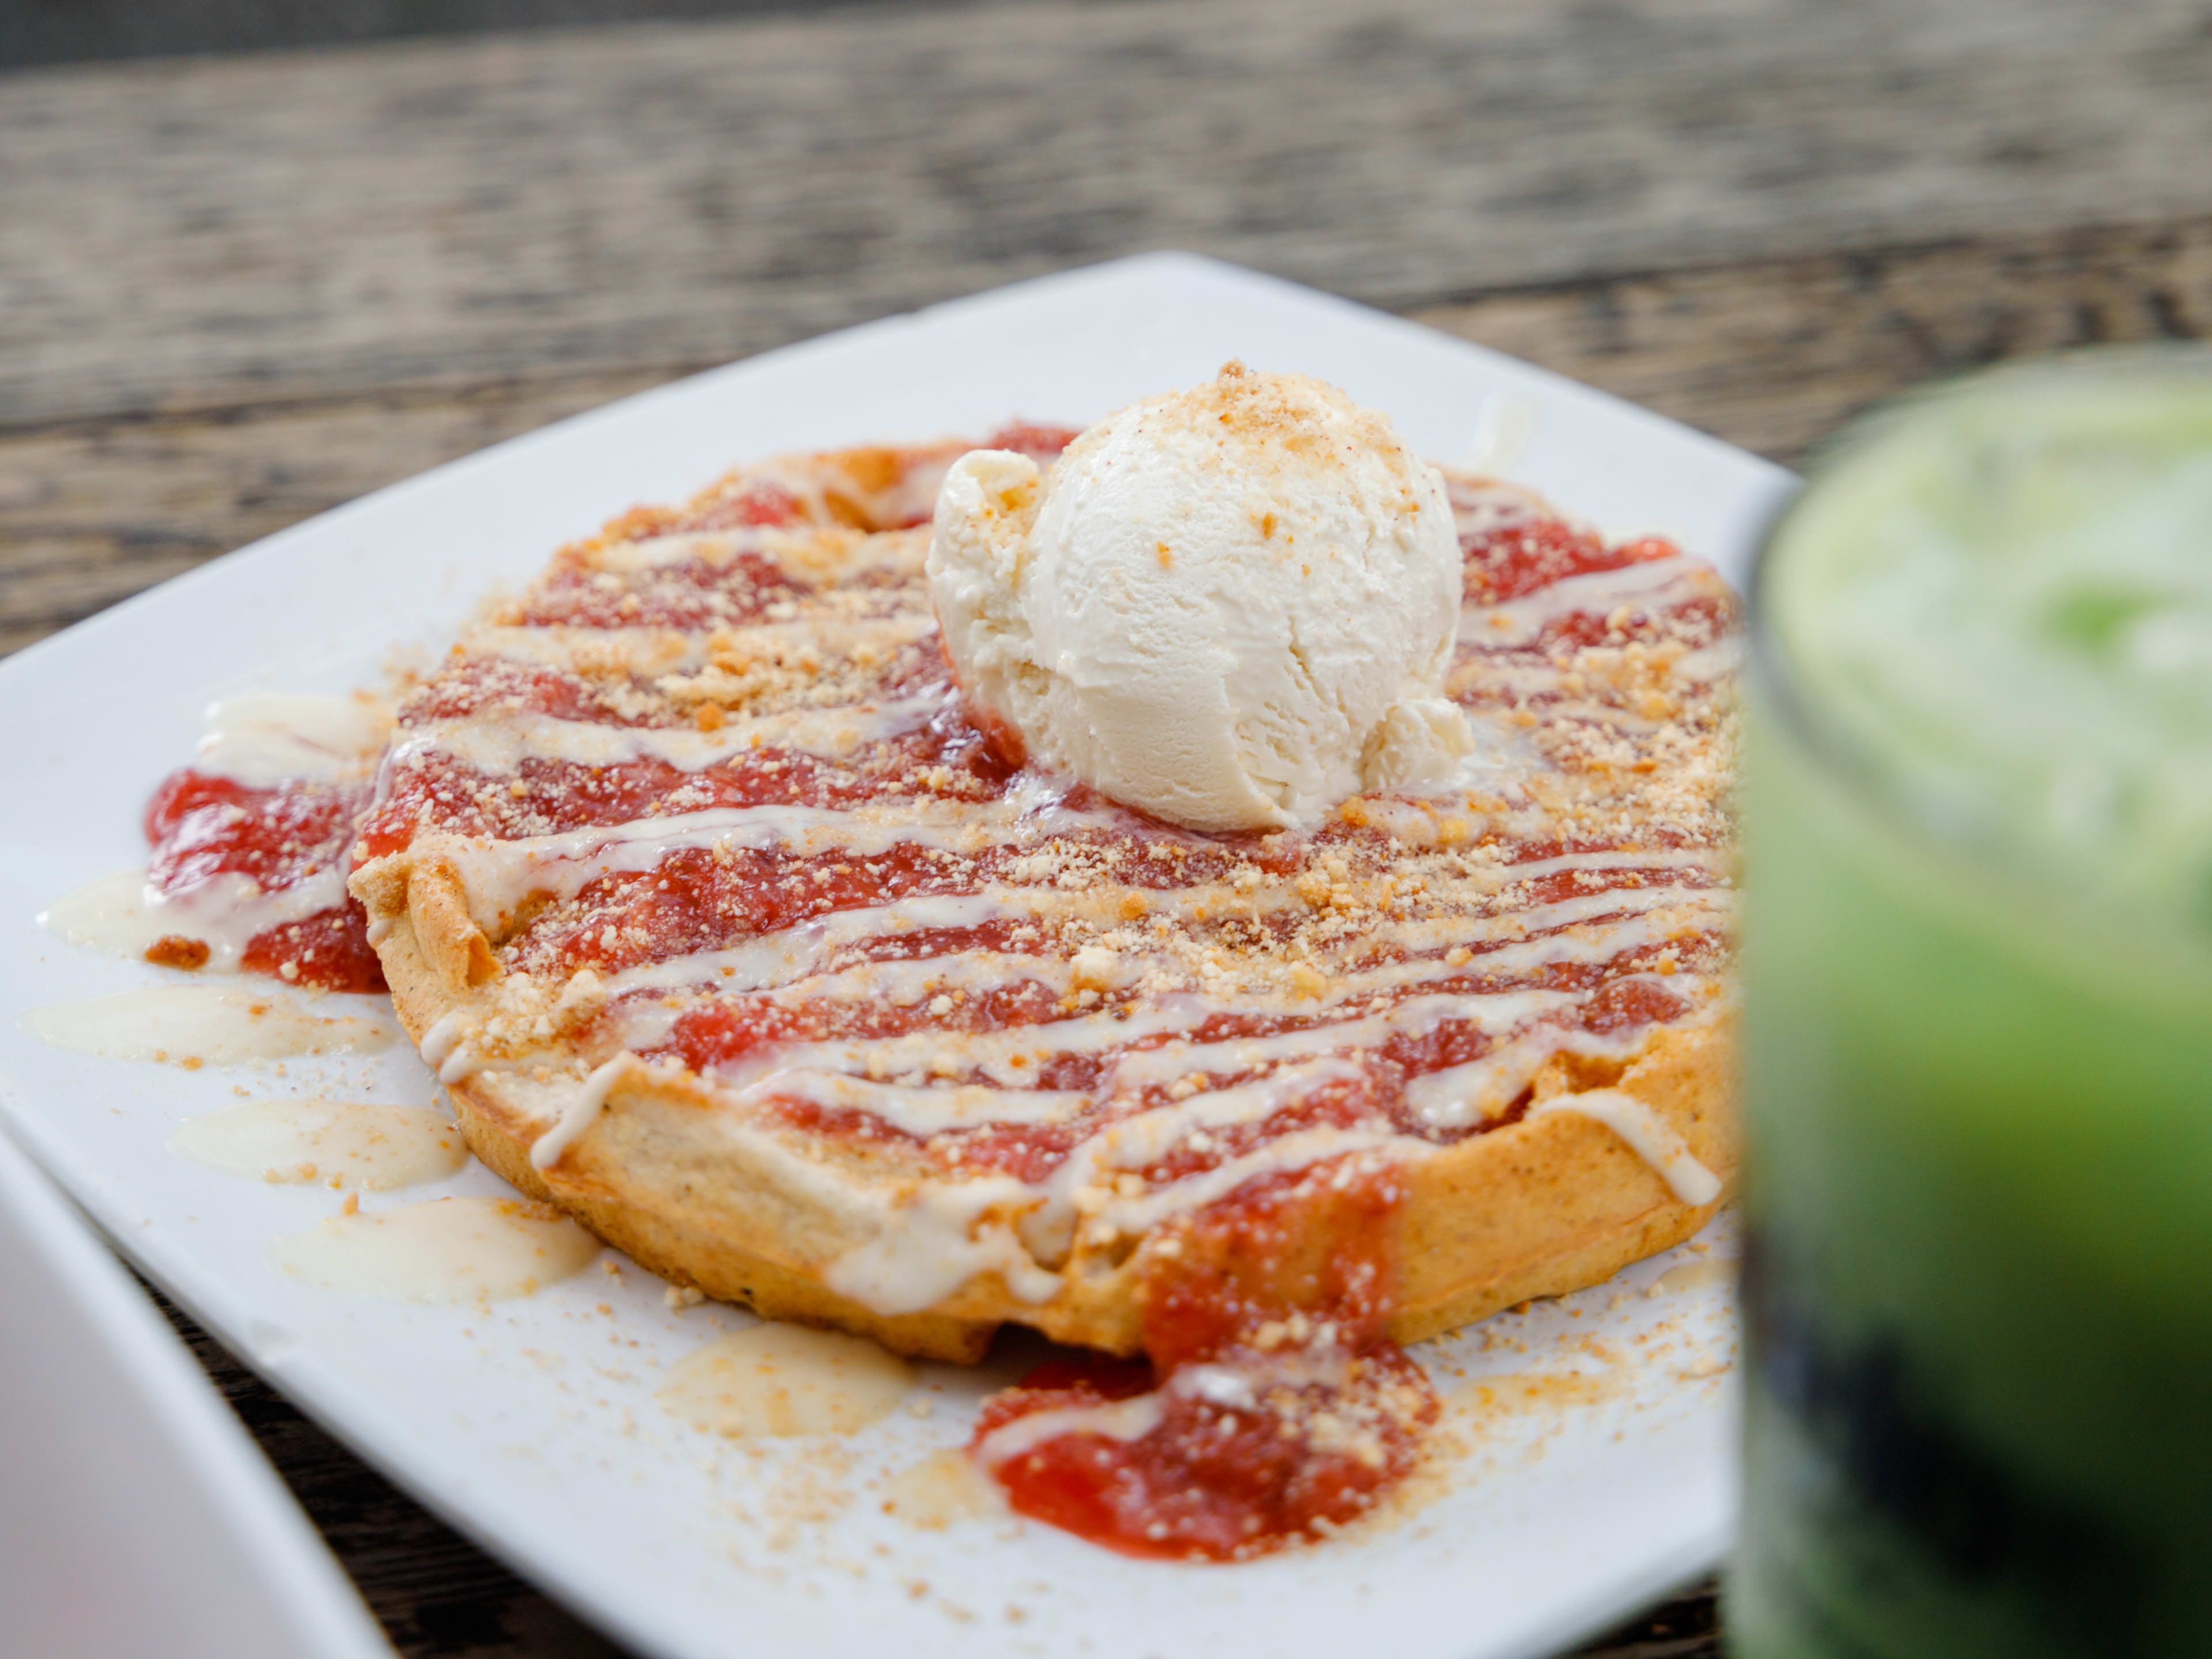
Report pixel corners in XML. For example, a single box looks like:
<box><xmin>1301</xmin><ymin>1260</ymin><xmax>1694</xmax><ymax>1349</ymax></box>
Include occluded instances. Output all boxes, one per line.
<box><xmin>0</xmin><ymin>253</ymin><xmax>1794</xmax><ymax>1659</ymax></box>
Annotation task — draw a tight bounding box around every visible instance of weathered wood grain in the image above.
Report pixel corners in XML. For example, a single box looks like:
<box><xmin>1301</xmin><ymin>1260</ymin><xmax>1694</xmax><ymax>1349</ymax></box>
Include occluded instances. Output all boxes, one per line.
<box><xmin>0</xmin><ymin>368</ymin><xmax>666</xmax><ymax>658</ymax></box>
<box><xmin>9</xmin><ymin>214</ymin><xmax>2209</xmax><ymax>660</ymax></box>
<box><xmin>1414</xmin><ymin>216</ymin><xmax>2212</xmax><ymax>463</ymax></box>
<box><xmin>7</xmin><ymin>0</ymin><xmax>2212</xmax><ymax>427</ymax></box>
<box><xmin>0</xmin><ymin>0</ymin><xmax>873</xmax><ymax>71</ymax></box>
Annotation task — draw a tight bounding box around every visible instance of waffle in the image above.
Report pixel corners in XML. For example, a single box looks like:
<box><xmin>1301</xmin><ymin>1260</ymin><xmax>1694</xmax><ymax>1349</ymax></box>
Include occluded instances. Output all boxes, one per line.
<box><xmin>349</xmin><ymin>429</ymin><xmax>1738</xmax><ymax>1363</ymax></box>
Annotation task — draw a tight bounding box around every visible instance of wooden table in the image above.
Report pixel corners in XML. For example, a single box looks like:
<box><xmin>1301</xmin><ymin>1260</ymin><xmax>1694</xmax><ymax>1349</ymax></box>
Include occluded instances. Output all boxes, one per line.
<box><xmin>5</xmin><ymin>2</ymin><xmax>2209</xmax><ymax>1651</ymax></box>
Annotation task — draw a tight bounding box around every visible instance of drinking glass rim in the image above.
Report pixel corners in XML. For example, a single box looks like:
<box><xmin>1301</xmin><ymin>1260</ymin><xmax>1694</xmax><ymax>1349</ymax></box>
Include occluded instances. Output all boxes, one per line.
<box><xmin>1744</xmin><ymin>344</ymin><xmax>2212</xmax><ymax>983</ymax></box>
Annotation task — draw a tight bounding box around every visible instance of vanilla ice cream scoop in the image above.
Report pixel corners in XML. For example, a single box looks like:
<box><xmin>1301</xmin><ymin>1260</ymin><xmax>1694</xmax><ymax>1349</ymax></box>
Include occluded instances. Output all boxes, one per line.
<box><xmin>927</xmin><ymin>363</ymin><xmax>1474</xmax><ymax>831</ymax></box>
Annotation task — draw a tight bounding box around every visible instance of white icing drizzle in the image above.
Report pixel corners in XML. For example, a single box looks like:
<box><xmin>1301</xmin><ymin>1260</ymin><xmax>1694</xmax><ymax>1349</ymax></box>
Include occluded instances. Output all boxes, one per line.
<box><xmin>382</xmin><ymin>526</ymin><xmax>1738</xmax><ymax>1320</ymax></box>
<box><xmin>749</xmin><ymin>949</ymin><xmax>1077</xmax><ymax>1011</ymax></box>
<box><xmin>654</xmin><ymin>968</ymin><xmax>1707</xmax><ymax>1159</ymax></box>
<box><xmin>1176</xmin><ymin>1344</ymin><xmax>1353</xmax><ymax>1406</ymax></box>
<box><xmin>589</xmin><ymin>921</ymin><xmax>1721</xmax><ymax>1120</ymax></box>
<box><xmin>582</xmin><ymin>529</ymin><xmax>757</xmax><ymax>573</ymax></box>
<box><xmin>529</xmin><ymin>1051</ymin><xmax>637</xmax><ymax>1169</ymax></box>
<box><xmin>1456</xmin><ymin>554</ymin><xmax>1715</xmax><ymax>649</ymax></box>
<box><xmin>1402</xmin><ymin>1022</ymin><xmax>1647</xmax><ymax>1130</ymax></box>
<box><xmin>1334</xmin><ymin>897</ymin><xmax>1729</xmax><ymax>999</ymax></box>
<box><xmin>393</xmin><ymin>689</ymin><xmax>947</xmax><ymax>779</ymax></box>
<box><xmin>418</xmin><ymin>1012</ymin><xmax>478</xmax><ymax>1083</ymax></box>
<box><xmin>599</xmin><ymin>893</ymin><xmax>1013</xmax><ymax>999</ymax></box>
<box><xmin>586</xmin><ymin>877</ymin><xmax>1723</xmax><ymax>1012</ymax></box>
<box><xmin>194</xmin><ymin>692</ymin><xmax>390</xmax><ymax>787</ymax></box>
<box><xmin>20</xmin><ymin>986</ymin><xmax>393</xmax><ymax>1065</ymax></box>
<box><xmin>1448</xmin><ymin>658</ymin><xmax>1574</xmax><ymax>698</ymax></box>
<box><xmin>1672</xmin><ymin>635</ymin><xmax>1747</xmax><ymax>684</ymax></box>
<box><xmin>427</xmin><ymin>806</ymin><xmax>915</xmax><ymax>933</ymax></box>
<box><xmin>734</xmin><ymin>1071</ymin><xmax>1089</xmax><ymax>1134</ymax></box>
<box><xmin>676</xmin><ymin>972</ymin><xmax>1713</xmax><ymax>1174</ymax></box>
<box><xmin>539</xmin><ymin>889</ymin><xmax>1729</xmax><ymax>1306</ymax></box>
<box><xmin>1444</xmin><ymin>477</ymin><xmax>1549</xmax><ymax>536</ymax></box>
<box><xmin>696</xmin><ymin>998</ymin><xmax>1218</xmax><ymax>1092</ymax></box>
<box><xmin>417</xmin><ymin>794</ymin><xmax>1135</xmax><ymax>936</ymax></box>
<box><xmin>583</xmin><ymin>524</ymin><xmax>922</xmax><ymax>582</ymax></box>
<box><xmin>597</xmin><ymin>901</ymin><xmax>1722</xmax><ymax>1066</ymax></box>
<box><xmin>461</xmin><ymin>1044</ymin><xmax>1438</xmax><ymax>1319</ymax></box>
<box><xmin>823</xmin><ymin>1175</ymin><xmax>1063</xmax><ymax>1314</ymax></box>
<box><xmin>1538</xmin><ymin>700</ymin><xmax>1666</xmax><ymax>734</ymax></box>
<box><xmin>672</xmin><ymin>613</ymin><xmax>938</xmax><ymax>656</ymax></box>
<box><xmin>1355</xmin><ymin>886</ymin><xmax>1721</xmax><ymax>965</ymax></box>
<box><xmin>139</xmin><ymin>868</ymin><xmax>350</xmax><ymax>972</ymax></box>
<box><xmin>972</xmin><ymin>1391</ymin><xmax>1167</xmax><ymax>1467</ymax></box>
<box><xmin>1040</xmin><ymin>1126</ymin><xmax>1407</xmax><ymax>1257</ymax></box>
<box><xmin>1088</xmin><ymin>1058</ymin><xmax>1368</xmax><ymax>1172</ymax></box>
<box><xmin>1103</xmin><ymin>989</ymin><xmax>1574</xmax><ymax>1094</ymax></box>
<box><xmin>465</xmin><ymin>615</ymin><xmax>937</xmax><ymax>677</ymax></box>
<box><xmin>1530</xmin><ymin>1086</ymin><xmax>1721</xmax><ymax>1205</ymax></box>
<box><xmin>544</xmin><ymin>980</ymin><xmax>1721</xmax><ymax>1319</ymax></box>
<box><xmin>1495</xmin><ymin>845</ymin><xmax>1722</xmax><ymax>883</ymax></box>
<box><xmin>467</xmin><ymin>625</ymin><xmax>707</xmax><ymax>676</ymax></box>
<box><xmin>700</xmin><ymin>984</ymin><xmax>1581</xmax><ymax>1113</ymax></box>
<box><xmin>38</xmin><ymin>869</ymin><xmax>179</xmax><ymax>962</ymax></box>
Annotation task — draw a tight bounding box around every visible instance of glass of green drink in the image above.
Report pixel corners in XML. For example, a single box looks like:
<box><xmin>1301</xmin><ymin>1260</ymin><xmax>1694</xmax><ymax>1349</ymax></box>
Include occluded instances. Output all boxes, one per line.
<box><xmin>1733</xmin><ymin>349</ymin><xmax>2212</xmax><ymax>1656</ymax></box>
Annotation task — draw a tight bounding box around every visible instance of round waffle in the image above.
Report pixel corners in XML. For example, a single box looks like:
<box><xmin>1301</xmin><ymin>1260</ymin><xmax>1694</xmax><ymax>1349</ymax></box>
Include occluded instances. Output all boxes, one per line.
<box><xmin>350</xmin><ymin>429</ymin><xmax>1738</xmax><ymax>1363</ymax></box>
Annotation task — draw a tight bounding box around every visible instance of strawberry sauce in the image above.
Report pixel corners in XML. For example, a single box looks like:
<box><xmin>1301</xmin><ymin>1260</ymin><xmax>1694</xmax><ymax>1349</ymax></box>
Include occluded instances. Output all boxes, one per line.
<box><xmin>143</xmin><ymin>769</ymin><xmax>385</xmax><ymax>991</ymax></box>
<box><xmin>974</xmin><ymin>1158</ymin><xmax>1438</xmax><ymax>1560</ymax></box>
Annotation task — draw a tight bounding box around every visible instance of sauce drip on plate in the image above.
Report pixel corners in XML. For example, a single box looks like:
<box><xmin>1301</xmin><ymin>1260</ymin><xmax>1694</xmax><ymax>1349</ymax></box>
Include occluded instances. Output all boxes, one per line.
<box><xmin>972</xmin><ymin>1156</ymin><xmax>1436</xmax><ymax>1560</ymax></box>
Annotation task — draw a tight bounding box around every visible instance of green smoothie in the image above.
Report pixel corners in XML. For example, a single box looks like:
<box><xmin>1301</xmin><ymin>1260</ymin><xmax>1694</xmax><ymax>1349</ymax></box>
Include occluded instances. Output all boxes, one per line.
<box><xmin>1733</xmin><ymin>350</ymin><xmax>2212</xmax><ymax>1656</ymax></box>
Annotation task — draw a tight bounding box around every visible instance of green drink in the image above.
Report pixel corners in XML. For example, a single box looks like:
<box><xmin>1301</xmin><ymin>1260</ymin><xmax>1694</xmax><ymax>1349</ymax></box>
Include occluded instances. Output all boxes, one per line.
<box><xmin>1733</xmin><ymin>351</ymin><xmax>2212</xmax><ymax>1655</ymax></box>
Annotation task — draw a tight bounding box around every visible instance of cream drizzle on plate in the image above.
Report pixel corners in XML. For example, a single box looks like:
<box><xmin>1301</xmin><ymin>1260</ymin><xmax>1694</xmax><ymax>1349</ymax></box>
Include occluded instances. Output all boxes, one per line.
<box><xmin>194</xmin><ymin>692</ymin><xmax>390</xmax><ymax>787</ymax></box>
<box><xmin>656</xmin><ymin>1324</ymin><xmax>915</xmax><ymax>1437</ymax></box>
<box><xmin>20</xmin><ymin>986</ymin><xmax>394</xmax><ymax>1066</ymax></box>
<box><xmin>168</xmin><ymin>1099</ymin><xmax>466</xmax><ymax>1190</ymax></box>
<box><xmin>881</xmin><ymin>1448</ymin><xmax>1007</xmax><ymax>1529</ymax></box>
<box><xmin>268</xmin><ymin>1196</ymin><xmax>597</xmax><ymax>1303</ymax></box>
<box><xmin>37</xmin><ymin>865</ymin><xmax>350</xmax><ymax>975</ymax></box>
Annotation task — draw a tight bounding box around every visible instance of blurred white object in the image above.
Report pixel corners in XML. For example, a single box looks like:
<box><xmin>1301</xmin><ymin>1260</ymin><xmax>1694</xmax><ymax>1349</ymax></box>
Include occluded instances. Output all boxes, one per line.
<box><xmin>0</xmin><ymin>1124</ymin><xmax>392</xmax><ymax>1659</ymax></box>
